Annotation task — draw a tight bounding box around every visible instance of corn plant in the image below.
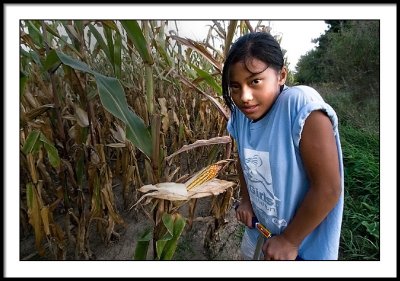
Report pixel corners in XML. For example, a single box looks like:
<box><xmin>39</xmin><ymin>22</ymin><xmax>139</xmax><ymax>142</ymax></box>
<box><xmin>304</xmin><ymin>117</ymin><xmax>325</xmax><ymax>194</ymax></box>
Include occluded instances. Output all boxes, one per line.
<box><xmin>20</xmin><ymin>19</ymin><xmax>263</xmax><ymax>260</ymax></box>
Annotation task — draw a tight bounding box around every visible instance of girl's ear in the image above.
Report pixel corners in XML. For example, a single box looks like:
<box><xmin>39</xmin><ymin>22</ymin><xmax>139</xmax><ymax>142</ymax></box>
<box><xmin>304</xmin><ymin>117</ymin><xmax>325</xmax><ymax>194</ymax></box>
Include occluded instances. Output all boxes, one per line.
<box><xmin>278</xmin><ymin>66</ymin><xmax>288</xmax><ymax>85</ymax></box>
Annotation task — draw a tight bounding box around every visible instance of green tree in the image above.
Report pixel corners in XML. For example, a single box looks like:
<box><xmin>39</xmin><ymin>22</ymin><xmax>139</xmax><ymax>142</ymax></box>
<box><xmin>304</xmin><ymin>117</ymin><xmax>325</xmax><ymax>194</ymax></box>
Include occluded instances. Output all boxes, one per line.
<box><xmin>295</xmin><ymin>20</ymin><xmax>379</xmax><ymax>101</ymax></box>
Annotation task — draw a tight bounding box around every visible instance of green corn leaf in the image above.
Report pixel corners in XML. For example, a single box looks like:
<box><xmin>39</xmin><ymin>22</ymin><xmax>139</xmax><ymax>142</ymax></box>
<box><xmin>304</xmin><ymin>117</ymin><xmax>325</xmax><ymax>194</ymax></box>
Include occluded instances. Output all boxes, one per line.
<box><xmin>101</xmin><ymin>20</ymin><xmax>119</xmax><ymax>31</ymax></box>
<box><xmin>120</xmin><ymin>20</ymin><xmax>154</xmax><ymax>65</ymax></box>
<box><xmin>153</xmin><ymin>38</ymin><xmax>171</xmax><ymax>67</ymax></box>
<box><xmin>26</xmin><ymin>20</ymin><xmax>43</xmax><ymax>48</ymax></box>
<box><xmin>88</xmin><ymin>24</ymin><xmax>111</xmax><ymax>61</ymax></box>
<box><xmin>104</xmin><ymin>26</ymin><xmax>115</xmax><ymax>68</ymax></box>
<box><xmin>43</xmin><ymin>49</ymin><xmax>61</xmax><ymax>73</ymax></box>
<box><xmin>191</xmin><ymin>64</ymin><xmax>222</xmax><ymax>95</ymax></box>
<box><xmin>133</xmin><ymin>228</ymin><xmax>152</xmax><ymax>260</ymax></box>
<box><xmin>162</xmin><ymin>212</ymin><xmax>174</xmax><ymax>235</ymax></box>
<box><xmin>56</xmin><ymin>50</ymin><xmax>94</xmax><ymax>75</ymax></box>
<box><xmin>113</xmin><ymin>31</ymin><xmax>122</xmax><ymax>79</ymax></box>
<box><xmin>95</xmin><ymin>74</ymin><xmax>152</xmax><ymax>157</ymax></box>
<box><xmin>155</xmin><ymin>213</ymin><xmax>174</xmax><ymax>260</ymax></box>
<box><xmin>20</xmin><ymin>71</ymin><xmax>28</xmax><ymax>98</ymax></box>
<box><xmin>26</xmin><ymin>182</ymin><xmax>34</xmax><ymax>210</ymax></box>
<box><xmin>40</xmin><ymin>133</ymin><xmax>60</xmax><ymax>168</ymax></box>
<box><xmin>30</xmin><ymin>50</ymin><xmax>42</xmax><ymax>67</ymax></box>
<box><xmin>41</xmin><ymin>22</ymin><xmax>83</xmax><ymax>59</ymax></box>
<box><xmin>42</xmin><ymin>22</ymin><xmax>61</xmax><ymax>38</ymax></box>
<box><xmin>155</xmin><ymin>239</ymin><xmax>168</xmax><ymax>260</ymax></box>
<box><xmin>56</xmin><ymin>51</ymin><xmax>152</xmax><ymax>157</ymax></box>
<box><xmin>21</xmin><ymin>130</ymin><xmax>41</xmax><ymax>155</ymax></box>
<box><xmin>160</xmin><ymin>213</ymin><xmax>186</xmax><ymax>260</ymax></box>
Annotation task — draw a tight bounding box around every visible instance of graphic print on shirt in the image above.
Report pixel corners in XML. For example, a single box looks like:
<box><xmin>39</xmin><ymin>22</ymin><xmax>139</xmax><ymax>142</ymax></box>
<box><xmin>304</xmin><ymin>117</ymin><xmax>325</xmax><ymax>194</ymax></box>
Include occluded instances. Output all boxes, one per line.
<box><xmin>243</xmin><ymin>148</ymin><xmax>287</xmax><ymax>230</ymax></box>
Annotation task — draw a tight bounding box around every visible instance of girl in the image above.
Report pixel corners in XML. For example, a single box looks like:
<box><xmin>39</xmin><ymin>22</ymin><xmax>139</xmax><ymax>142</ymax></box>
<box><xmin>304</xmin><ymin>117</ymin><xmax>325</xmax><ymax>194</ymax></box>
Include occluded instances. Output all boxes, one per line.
<box><xmin>223</xmin><ymin>32</ymin><xmax>344</xmax><ymax>260</ymax></box>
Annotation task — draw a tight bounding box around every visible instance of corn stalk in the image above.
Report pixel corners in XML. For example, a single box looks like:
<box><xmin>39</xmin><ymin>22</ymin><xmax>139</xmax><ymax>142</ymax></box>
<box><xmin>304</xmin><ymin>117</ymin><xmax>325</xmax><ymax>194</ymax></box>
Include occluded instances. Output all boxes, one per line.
<box><xmin>20</xmin><ymin>20</ymin><xmax>263</xmax><ymax>260</ymax></box>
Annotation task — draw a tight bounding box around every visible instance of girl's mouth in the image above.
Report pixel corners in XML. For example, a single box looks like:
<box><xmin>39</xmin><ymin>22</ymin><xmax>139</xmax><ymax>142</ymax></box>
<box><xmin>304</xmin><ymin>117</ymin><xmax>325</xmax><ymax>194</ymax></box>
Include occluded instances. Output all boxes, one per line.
<box><xmin>241</xmin><ymin>105</ymin><xmax>258</xmax><ymax>114</ymax></box>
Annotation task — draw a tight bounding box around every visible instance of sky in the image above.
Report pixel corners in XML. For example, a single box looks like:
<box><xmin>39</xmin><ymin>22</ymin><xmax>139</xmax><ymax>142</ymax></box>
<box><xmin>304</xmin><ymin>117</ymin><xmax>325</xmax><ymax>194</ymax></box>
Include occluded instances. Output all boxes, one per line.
<box><xmin>4</xmin><ymin>3</ymin><xmax>397</xmax><ymax>278</ymax></box>
<box><xmin>172</xmin><ymin>20</ymin><xmax>329</xmax><ymax>71</ymax></box>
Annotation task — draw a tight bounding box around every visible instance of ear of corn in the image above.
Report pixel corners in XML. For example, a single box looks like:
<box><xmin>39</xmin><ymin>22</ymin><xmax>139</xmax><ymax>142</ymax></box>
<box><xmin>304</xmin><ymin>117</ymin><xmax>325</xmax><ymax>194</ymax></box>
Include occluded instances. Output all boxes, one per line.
<box><xmin>185</xmin><ymin>164</ymin><xmax>222</xmax><ymax>191</ymax></box>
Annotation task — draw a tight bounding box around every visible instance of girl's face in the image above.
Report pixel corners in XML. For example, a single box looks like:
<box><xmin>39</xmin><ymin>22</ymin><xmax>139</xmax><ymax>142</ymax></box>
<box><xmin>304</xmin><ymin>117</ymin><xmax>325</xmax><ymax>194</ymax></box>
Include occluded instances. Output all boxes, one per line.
<box><xmin>229</xmin><ymin>58</ymin><xmax>287</xmax><ymax>121</ymax></box>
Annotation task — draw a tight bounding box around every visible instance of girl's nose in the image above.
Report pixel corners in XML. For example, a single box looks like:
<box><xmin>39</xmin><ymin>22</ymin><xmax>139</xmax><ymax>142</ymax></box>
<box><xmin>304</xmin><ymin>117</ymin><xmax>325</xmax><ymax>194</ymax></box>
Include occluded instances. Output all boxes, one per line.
<box><xmin>241</xmin><ymin>86</ymin><xmax>253</xmax><ymax>102</ymax></box>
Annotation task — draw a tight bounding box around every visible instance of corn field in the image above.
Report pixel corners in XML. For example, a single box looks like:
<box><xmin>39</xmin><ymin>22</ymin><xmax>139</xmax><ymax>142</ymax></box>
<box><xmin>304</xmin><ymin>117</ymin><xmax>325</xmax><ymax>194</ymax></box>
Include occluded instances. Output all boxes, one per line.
<box><xmin>19</xmin><ymin>20</ymin><xmax>275</xmax><ymax>260</ymax></box>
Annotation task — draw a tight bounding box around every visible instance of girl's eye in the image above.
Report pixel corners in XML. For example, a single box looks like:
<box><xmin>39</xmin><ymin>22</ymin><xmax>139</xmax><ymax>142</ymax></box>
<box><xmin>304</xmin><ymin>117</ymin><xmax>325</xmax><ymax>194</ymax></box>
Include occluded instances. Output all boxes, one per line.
<box><xmin>229</xmin><ymin>85</ymin><xmax>240</xmax><ymax>91</ymax></box>
<box><xmin>251</xmin><ymin>79</ymin><xmax>261</xmax><ymax>85</ymax></box>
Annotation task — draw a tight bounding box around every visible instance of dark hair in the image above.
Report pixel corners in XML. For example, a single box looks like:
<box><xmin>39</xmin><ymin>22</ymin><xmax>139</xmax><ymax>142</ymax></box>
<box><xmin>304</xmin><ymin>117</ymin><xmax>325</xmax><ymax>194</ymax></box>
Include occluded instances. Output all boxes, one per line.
<box><xmin>222</xmin><ymin>32</ymin><xmax>285</xmax><ymax>111</ymax></box>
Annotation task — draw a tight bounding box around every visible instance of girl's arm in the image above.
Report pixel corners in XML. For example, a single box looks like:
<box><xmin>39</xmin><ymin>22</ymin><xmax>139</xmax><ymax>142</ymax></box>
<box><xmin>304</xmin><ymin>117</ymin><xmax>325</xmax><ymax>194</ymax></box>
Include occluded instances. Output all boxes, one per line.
<box><xmin>235</xmin><ymin>159</ymin><xmax>255</xmax><ymax>228</ymax></box>
<box><xmin>263</xmin><ymin>110</ymin><xmax>342</xmax><ymax>260</ymax></box>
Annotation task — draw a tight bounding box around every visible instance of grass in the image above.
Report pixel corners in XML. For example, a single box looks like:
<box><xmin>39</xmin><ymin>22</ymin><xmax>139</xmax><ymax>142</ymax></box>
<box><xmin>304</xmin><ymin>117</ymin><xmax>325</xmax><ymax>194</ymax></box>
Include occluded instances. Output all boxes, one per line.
<box><xmin>317</xmin><ymin>84</ymin><xmax>380</xmax><ymax>260</ymax></box>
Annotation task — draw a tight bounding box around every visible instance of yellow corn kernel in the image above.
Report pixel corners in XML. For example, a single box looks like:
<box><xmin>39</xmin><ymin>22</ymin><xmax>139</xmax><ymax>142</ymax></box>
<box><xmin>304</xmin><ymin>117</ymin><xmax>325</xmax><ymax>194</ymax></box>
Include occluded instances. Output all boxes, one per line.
<box><xmin>186</xmin><ymin>164</ymin><xmax>221</xmax><ymax>191</ymax></box>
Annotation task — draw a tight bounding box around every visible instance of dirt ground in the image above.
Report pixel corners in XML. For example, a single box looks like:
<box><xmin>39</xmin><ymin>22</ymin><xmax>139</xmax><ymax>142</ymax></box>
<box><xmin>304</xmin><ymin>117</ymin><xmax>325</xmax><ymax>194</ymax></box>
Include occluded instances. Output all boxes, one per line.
<box><xmin>20</xmin><ymin>183</ymin><xmax>243</xmax><ymax>261</ymax></box>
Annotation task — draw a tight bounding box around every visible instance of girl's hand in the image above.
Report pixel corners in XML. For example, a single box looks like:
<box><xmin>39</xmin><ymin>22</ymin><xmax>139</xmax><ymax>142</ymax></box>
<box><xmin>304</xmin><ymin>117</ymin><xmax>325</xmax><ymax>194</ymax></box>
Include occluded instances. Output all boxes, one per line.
<box><xmin>262</xmin><ymin>235</ymin><xmax>299</xmax><ymax>260</ymax></box>
<box><xmin>235</xmin><ymin>201</ymin><xmax>255</xmax><ymax>228</ymax></box>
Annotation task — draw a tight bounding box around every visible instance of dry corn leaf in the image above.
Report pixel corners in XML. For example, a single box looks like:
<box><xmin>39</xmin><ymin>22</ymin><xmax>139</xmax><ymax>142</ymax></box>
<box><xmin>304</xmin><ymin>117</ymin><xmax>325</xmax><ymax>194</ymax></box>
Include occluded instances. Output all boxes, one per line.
<box><xmin>74</xmin><ymin>105</ymin><xmax>89</xmax><ymax>127</ymax></box>
<box><xmin>25</xmin><ymin>104</ymin><xmax>54</xmax><ymax>121</ymax></box>
<box><xmin>40</xmin><ymin>206</ymin><xmax>51</xmax><ymax>236</ymax></box>
<box><xmin>106</xmin><ymin>143</ymin><xmax>126</xmax><ymax>148</ymax></box>
<box><xmin>139</xmin><ymin>182</ymin><xmax>188</xmax><ymax>197</ymax></box>
<box><xmin>165</xmin><ymin>137</ymin><xmax>231</xmax><ymax>162</ymax></box>
<box><xmin>130</xmin><ymin>182</ymin><xmax>188</xmax><ymax>210</ymax></box>
<box><xmin>110</xmin><ymin>124</ymin><xmax>126</xmax><ymax>143</ymax></box>
<box><xmin>187</xmin><ymin>178</ymin><xmax>235</xmax><ymax>199</ymax></box>
<box><xmin>23</xmin><ymin>91</ymin><xmax>40</xmax><ymax>108</ymax></box>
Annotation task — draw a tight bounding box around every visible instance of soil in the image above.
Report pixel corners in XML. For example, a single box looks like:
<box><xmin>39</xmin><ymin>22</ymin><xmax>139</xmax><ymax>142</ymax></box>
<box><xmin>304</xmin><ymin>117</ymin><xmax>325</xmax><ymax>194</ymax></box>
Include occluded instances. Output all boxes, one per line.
<box><xmin>19</xmin><ymin>182</ymin><xmax>243</xmax><ymax>261</ymax></box>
